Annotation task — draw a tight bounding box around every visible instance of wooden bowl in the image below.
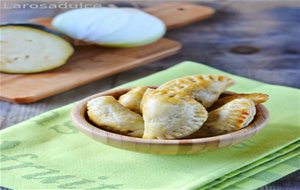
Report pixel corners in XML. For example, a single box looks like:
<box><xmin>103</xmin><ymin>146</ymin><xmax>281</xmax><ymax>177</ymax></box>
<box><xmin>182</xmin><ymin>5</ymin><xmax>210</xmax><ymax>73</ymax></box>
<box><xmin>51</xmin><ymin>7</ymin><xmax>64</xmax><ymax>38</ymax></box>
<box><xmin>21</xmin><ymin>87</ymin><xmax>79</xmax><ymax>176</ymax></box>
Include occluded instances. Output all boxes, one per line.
<box><xmin>71</xmin><ymin>87</ymin><xmax>269</xmax><ymax>155</ymax></box>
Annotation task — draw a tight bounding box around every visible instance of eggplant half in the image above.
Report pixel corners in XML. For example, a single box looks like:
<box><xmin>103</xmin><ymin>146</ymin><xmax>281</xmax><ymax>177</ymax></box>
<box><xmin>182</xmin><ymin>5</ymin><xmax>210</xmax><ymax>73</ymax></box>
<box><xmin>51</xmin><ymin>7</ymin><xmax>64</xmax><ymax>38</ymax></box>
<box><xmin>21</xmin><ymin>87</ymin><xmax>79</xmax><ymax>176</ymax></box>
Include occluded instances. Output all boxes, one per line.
<box><xmin>0</xmin><ymin>24</ymin><xmax>74</xmax><ymax>74</ymax></box>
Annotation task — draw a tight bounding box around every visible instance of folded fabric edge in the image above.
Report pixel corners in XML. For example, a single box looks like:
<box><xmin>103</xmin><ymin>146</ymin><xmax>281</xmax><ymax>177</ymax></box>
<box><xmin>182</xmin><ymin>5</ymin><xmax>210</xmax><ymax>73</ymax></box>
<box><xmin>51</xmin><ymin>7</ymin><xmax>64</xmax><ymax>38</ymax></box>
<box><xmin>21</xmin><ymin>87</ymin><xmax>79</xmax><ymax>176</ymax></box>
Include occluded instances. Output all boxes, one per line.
<box><xmin>182</xmin><ymin>138</ymin><xmax>300</xmax><ymax>190</ymax></box>
<box><xmin>206</xmin><ymin>146</ymin><xmax>300</xmax><ymax>190</ymax></box>
<box><xmin>223</xmin><ymin>154</ymin><xmax>300</xmax><ymax>190</ymax></box>
<box><xmin>198</xmin><ymin>141</ymin><xmax>300</xmax><ymax>190</ymax></box>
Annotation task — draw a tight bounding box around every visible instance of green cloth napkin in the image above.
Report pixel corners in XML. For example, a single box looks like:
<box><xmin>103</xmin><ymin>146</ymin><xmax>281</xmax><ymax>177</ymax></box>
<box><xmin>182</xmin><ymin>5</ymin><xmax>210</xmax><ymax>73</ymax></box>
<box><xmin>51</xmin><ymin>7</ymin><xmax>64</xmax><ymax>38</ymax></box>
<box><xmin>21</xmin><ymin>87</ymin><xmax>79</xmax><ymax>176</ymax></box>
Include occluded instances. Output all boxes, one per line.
<box><xmin>1</xmin><ymin>61</ymin><xmax>299</xmax><ymax>190</ymax></box>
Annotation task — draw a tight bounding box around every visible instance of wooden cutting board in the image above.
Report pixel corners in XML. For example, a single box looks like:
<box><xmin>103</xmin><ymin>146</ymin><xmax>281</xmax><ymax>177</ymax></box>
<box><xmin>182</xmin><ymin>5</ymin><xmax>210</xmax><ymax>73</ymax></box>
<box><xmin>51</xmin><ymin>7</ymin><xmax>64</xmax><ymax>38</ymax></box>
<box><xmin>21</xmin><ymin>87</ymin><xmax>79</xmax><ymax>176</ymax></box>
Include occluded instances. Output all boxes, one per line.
<box><xmin>0</xmin><ymin>3</ymin><xmax>214</xmax><ymax>103</ymax></box>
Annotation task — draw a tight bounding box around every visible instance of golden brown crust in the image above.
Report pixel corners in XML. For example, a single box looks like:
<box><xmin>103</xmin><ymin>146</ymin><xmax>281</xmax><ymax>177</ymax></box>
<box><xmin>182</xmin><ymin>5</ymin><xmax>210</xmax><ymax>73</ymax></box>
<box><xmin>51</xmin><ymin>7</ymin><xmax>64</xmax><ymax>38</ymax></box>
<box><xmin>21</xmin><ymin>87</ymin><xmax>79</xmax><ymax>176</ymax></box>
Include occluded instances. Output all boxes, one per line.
<box><xmin>142</xmin><ymin>89</ymin><xmax>208</xmax><ymax>140</ymax></box>
<box><xmin>87</xmin><ymin>96</ymin><xmax>144</xmax><ymax>137</ymax></box>
<box><xmin>118</xmin><ymin>86</ymin><xmax>149</xmax><ymax>114</ymax></box>
<box><xmin>209</xmin><ymin>93</ymin><xmax>269</xmax><ymax>111</ymax></box>
<box><xmin>190</xmin><ymin>98</ymin><xmax>256</xmax><ymax>137</ymax></box>
<box><xmin>85</xmin><ymin>74</ymin><xmax>269</xmax><ymax>140</ymax></box>
<box><xmin>157</xmin><ymin>75</ymin><xmax>235</xmax><ymax>108</ymax></box>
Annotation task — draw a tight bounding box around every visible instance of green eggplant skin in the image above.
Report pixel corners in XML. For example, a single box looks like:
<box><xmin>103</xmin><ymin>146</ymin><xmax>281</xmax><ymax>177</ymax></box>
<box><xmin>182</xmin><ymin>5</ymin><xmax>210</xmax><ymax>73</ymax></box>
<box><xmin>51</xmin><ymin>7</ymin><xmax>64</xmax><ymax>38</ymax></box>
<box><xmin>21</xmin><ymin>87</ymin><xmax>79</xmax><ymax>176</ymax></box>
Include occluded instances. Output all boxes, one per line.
<box><xmin>0</xmin><ymin>23</ymin><xmax>63</xmax><ymax>37</ymax></box>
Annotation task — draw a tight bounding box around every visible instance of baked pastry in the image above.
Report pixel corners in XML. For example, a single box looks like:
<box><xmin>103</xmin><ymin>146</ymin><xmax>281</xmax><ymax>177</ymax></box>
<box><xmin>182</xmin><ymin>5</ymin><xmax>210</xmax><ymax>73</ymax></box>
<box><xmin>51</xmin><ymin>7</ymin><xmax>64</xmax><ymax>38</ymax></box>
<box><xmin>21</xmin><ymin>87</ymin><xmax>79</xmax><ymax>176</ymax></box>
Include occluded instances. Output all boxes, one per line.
<box><xmin>188</xmin><ymin>98</ymin><xmax>256</xmax><ymax>138</ymax></box>
<box><xmin>209</xmin><ymin>93</ymin><xmax>269</xmax><ymax>111</ymax></box>
<box><xmin>119</xmin><ymin>86</ymin><xmax>149</xmax><ymax>114</ymax></box>
<box><xmin>87</xmin><ymin>96</ymin><xmax>144</xmax><ymax>137</ymax></box>
<box><xmin>86</xmin><ymin>73</ymin><xmax>269</xmax><ymax>140</ymax></box>
<box><xmin>157</xmin><ymin>75</ymin><xmax>235</xmax><ymax>108</ymax></box>
<box><xmin>139</xmin><ymin>88</ymin><xmax>155</xmax><ymax>112</ymax></box>
<box><xmin>142</xmin><ymin>89</ymin><xmax>208</xmax><ymax>139</ymax></box>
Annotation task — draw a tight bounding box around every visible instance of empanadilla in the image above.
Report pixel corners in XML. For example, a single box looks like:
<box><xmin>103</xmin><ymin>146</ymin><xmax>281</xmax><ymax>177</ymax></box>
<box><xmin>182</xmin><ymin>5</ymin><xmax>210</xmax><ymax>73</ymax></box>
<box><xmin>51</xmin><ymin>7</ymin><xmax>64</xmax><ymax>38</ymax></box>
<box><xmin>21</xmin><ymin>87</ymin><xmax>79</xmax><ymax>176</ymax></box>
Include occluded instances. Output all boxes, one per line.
<box><xmin>142</xmin><ymin>89</ymin><xmax>208</xmax><ymax>139</ymax></box>
<box><xmin>209</xmin><ymin>93</ymin><xmax>269</xmax><ymax>111</ymax></box>
<box><xmin>140</xmin><ymin>88</ymin><xmax>155</xmax><ymax>112</ymax></box>
<box><xmin>87</xmin><ymin>96</ymin><xmax>144</xmax><ymax>137</ymax></box>
<box><xmin>157</xmin><ymin>75</ymin><xmax>235</xmax><ymax>108</ymax></box>
<box><xmin>119</xmin><ymin>86</ymin><xmax>149</xmax><ymax>114</ymax></box>
<box><xmin>191</xmin><ymin>98</ymin><xmax>256</xmax><ymax>137</ymax></box>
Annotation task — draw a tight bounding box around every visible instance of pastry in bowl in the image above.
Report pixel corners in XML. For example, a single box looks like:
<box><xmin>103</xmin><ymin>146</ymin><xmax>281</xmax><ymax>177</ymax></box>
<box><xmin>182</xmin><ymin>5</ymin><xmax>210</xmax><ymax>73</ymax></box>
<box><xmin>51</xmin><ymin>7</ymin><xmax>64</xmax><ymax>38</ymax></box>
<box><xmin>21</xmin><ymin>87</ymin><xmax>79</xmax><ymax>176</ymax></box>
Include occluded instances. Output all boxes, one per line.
<box><xmin>142</xmin><ymin>89</ymin><xmax>208</xmax><ymax>139</ymax></box>
<box><xmin>72</xmin><ymin>75</ymin><xmax>269</xmax><ymax>154</ymax></box>
<box><xmin>118</xmin><ymin>86</ymin><xmax>149</xmax><ymax>114</ymax></box>
<box><xmin>187</xmin><ymin>98</ymin><xmax>256</xmax><ymax>138</ymax></box>
<box><xmin>87</xmin><ymin>96</ymin><xmax>144</xmax><ymax>137</ymax></box>
<box><xmin>208</xmin><ymin>93</ymin><xmax>269</xmax><ymax>111</ymax></box>
<box><xmin>84</xmin><ymin>75</ymin><xmax>269</xmax><ymax>141</ymax></box>
<box><xmin>157</xmin><ymin>75</ymin><xmax>235</xmax><ymax>108</ymax></box>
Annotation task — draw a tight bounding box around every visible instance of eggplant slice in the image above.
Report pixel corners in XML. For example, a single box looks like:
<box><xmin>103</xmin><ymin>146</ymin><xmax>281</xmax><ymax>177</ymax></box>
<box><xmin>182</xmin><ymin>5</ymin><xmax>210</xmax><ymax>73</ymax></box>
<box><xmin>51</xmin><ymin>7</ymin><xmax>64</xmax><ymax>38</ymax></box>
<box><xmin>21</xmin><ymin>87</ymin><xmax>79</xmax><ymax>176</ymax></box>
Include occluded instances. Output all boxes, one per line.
<box><xmin>0</xmin><ymin>24</ymin><xmax>74</xmax><ymax>73</ymax></box>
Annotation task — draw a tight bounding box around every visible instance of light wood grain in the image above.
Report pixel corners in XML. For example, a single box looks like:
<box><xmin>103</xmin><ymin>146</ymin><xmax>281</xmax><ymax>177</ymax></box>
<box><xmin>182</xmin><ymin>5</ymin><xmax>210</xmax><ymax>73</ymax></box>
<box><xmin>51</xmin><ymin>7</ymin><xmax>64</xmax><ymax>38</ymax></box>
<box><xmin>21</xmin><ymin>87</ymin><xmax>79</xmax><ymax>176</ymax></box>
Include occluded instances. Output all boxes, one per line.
<box><xmin>144</xmin><ymin>2</ymin><xmax>215</xmax><ymax>30</ymax></box>
<box><xmin>0</xmin><ymin>3</ymin><xmax>214</xmax><ymax>103</ymax></box>
<box><xmin>71</xmin><ymin>87</ymin><xmax>269</xmax><ymax>155</ymax></box>
<box><xmin>0</xmin><ymin>39</ymin><xmax>181</xmax><ymax>103</ymax></box>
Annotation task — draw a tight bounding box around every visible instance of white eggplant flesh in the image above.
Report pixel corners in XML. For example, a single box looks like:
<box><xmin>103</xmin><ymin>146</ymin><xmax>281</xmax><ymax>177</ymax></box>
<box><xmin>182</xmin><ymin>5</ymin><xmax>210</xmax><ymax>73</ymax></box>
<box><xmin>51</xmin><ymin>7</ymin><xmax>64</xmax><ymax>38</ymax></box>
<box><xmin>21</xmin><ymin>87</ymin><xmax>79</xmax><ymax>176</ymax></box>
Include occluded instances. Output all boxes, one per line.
<box><xmin>95</xmin><ymin>8</ymin><xmax>166</xmax><ymax>47</ymax></box>
<box><xmin>51</xmin><ymin>8</ymin><xmax>166</xmax><ymax>47</ymax></box>
<box><xmin>0</xmin><ymin>26</ymin><xmax>74</xmax><ymax>73</ymax></box>
<box><xmin>52</xmin><ymin>8</ymin><xmax>129</xmax><ymax>42</ymax></box>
